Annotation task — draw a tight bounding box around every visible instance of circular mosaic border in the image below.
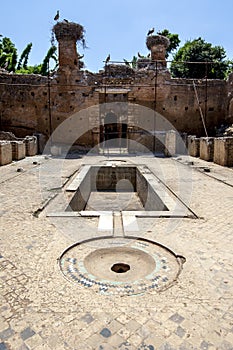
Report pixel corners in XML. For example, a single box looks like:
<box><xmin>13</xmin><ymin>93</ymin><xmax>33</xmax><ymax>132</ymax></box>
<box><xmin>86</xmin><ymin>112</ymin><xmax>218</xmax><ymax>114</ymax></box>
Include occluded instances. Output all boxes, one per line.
<box><xmin>59</xmin><ymin>237</ymin><xmax>184</xmax><ymax>295</ymax></box>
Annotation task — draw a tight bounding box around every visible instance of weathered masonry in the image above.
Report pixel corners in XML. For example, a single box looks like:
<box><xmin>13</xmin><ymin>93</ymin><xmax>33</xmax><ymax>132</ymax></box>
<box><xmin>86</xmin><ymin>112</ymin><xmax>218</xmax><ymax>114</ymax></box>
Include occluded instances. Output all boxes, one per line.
<box><xmin>0</xmin><ymin>20</ymin><xmax>233</xmax><ymax>153</ymax></box>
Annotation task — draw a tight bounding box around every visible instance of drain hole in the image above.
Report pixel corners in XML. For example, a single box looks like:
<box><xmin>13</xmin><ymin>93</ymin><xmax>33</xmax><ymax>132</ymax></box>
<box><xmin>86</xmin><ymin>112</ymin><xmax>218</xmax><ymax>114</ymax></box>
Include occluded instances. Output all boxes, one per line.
<box><xmin>111</xmin><ymin>263</ymin><xmax>130</xmax><ymax>274</ymax></box>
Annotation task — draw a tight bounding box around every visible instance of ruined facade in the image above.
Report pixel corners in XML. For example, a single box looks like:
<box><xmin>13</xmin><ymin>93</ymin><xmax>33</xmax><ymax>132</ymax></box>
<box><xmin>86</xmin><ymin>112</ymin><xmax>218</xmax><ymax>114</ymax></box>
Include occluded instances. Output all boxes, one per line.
<box><xmin>0</xmin><ymin>21</ymin><xmax>233</xmax><ymax>153</ymax></box>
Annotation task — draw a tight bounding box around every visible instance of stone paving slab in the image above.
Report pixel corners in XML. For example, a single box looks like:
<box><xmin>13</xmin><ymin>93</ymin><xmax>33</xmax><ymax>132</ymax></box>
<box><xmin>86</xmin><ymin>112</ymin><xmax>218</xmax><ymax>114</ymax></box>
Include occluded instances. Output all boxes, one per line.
<box><xmin>0</xmin><ymin>154</ymin><xmax>233</xmax><ymax>349</ymax></box>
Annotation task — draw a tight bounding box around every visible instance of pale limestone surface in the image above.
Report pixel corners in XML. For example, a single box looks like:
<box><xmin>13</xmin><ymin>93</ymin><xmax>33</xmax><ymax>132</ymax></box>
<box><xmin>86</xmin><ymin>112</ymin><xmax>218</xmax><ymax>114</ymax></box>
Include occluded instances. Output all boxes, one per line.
<box><xmin>0</xmin><ymin>154</ymin><xmax>233</xmax><ymax>350</ymax></box>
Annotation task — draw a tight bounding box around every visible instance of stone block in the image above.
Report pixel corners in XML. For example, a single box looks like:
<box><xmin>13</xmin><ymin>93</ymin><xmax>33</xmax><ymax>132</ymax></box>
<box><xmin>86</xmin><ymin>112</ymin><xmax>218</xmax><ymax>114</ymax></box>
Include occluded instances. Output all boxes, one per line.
<box><xmin>24</xmin><ymin>136</ymin><xmax>37</xmax><ymax>156</ymax></box>
<box><xmin>188</xmin><ymin>135</ymin><xmax>200</xmax><ymax>157</ymax></box>
<box><xmin>214</xmin><ymin>137</ymin><xmax>233</xmax><ymax>166</ymax></box>
<box><xmin>11</xmin><ymin>141</ymin><xmax>26</xmax><ymax>161</ymax></box>
<box><xmin>33</xmin><ymin>133</ymin><xmax>47</xmax><ymax>154</ymax></box>
<box><xmin>165</xmin><ymin>130</ymin><xmax>177</xmax><ymax>156</ymax></box>
<box><xmin>200</xmin><ymin>137</ymin><xmax>215</xmax><ymax>161</ymax></box>
<box><xmin>0</xmin><ymin>141</ymin><xmax>12</xmax><ymax>166</ymax></box>
<box><xmin>164</xmin><ymin>131</ymin><xmax>187</xmax><ymax>156</ymax></box>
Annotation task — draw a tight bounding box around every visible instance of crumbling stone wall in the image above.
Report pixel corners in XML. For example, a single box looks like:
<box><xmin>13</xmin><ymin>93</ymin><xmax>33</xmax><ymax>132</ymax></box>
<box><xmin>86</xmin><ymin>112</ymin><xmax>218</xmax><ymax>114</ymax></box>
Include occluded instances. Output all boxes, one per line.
<box><xmin>0</xmin><ymin>74</ymin><xmax>48</xmax><ymax>137</ymax></box>
<box><xmin>0</xmin><ymin>68</ymin><xmax>228</xmax><ymax>149</ymax></box>
<box><xmin>0</xmin><ymin>21</ymin><xmax>232</xmax><ymax>150</ymax></box>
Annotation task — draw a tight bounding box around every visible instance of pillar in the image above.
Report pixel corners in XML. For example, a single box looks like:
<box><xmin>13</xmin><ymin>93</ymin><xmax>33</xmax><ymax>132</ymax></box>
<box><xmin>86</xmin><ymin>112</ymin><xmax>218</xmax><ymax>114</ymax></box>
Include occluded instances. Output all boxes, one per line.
<box><xmin>146</xmin><ymin>35</ymin><xmax>170</xmax><ymax>67</ymax></box>
<box><xmin>53</xmin><ymin>21</ymin><xmax>84</xmax><ymax>72</ymax></box>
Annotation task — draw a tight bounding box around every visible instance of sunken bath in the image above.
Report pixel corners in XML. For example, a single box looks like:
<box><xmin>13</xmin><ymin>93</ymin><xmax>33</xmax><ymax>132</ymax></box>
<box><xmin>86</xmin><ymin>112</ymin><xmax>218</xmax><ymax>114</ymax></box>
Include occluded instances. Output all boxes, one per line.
<box><xmin>66</xmin><ymin>164</ymin><xmax>181</xmax><ymax>215</ymax></box>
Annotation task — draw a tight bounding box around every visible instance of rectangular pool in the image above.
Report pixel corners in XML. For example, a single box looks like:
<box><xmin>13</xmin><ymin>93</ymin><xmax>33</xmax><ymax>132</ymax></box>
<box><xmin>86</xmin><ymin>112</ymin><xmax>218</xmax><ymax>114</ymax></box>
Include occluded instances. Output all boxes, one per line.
<box><xmin>66</xmin><ymin>165</ymin><xmax>178</xmax><ymax>214</ymax></box>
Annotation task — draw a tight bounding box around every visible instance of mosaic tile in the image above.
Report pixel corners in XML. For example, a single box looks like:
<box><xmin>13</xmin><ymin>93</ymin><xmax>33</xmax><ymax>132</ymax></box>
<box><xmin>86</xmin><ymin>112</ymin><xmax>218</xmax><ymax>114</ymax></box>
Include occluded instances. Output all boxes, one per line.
<box><xmin>119</xmin><ymin>341</ymin><xmax>134</xmax><ymax>350</ymax></box>
<box><xmin>59</xmin><ymin>237</ymin><xmax>182</xmax><ymax>296</ymax></box>
<box><xmin>169</xmin><ymin>313</ymin><xmax>185</xmax><ymax>324</ymax></box>
<box><xmin>179</xmin><ymin>342</ymin><xmax>198</xmax><ymax>350</ymax></box>
<box><xmin>20</xmin><ymin>327</ymin><xmax>36</xmax><ymax>341</ymax></box>
<box><xmin>159</xmin><ymin>343</ymin><xmax>177</xmax><ymax>350</ymax></box>
<box><xmin>80</xmin><ymin>313</ymin><xmax>94</xmax><ymax>324</ymax></box>
<box><xmin>0</xmin><ymin>327</ymin><xmax>14</xmax><ymax>340</ymax></box>
<box><xmin>98</xmin><ymin>345</ymin><xmax>114</xmax><ymax>350</ymax></box>
<box><xmin>219</xmin><ymin>341</ymin><xmax>233</xmax><ymax>350</ymax></box>
<box><xmin>138</xmin><ymin>344</ymin><xmax>155</xmax><ymax>350</ymax></box>
<box><xmin>175</xmin><ymin>326</ymin><xmax>186</xmax><ymax>338</ymax></box>
<box><xmin>100</xmin><ymin>328</ymin><xmax>112</xmax><ymax>338</ymax></box>
<box><xmin>200</xmin><ymin>340</ymin><xmax>210</xmax><ymax>349</ymax></box>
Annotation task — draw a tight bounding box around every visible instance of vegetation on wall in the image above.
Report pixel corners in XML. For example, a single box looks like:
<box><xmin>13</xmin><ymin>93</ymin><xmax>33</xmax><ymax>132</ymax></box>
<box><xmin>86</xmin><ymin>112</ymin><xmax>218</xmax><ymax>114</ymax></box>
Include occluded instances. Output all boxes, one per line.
<box><xmin>123</xmin><ymin>56</ymin><xmax>138</xmax><ymax>68</ymax></box>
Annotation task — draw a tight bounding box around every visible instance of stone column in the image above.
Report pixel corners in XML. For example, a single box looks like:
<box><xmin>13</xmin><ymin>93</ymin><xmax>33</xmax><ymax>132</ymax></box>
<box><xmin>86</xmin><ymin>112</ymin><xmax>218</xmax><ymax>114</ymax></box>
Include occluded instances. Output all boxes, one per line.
<box><xmin>146</xmin><ymin>35</ymin><xmax>170</xmax><ymax>67</ymax></box>
<box><xmin>53</xmin><ymin>21</ymin><xmax>84</xmax><ymax>72</ymax></box>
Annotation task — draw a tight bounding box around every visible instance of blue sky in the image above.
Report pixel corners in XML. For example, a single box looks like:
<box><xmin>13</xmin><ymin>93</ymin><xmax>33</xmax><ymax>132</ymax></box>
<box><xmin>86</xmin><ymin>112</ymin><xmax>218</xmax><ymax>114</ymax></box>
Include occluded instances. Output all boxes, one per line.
<box><xmin>1</xmin><ymin>0</ymin><xmax>233</xmax><ymax>72</ymax></box>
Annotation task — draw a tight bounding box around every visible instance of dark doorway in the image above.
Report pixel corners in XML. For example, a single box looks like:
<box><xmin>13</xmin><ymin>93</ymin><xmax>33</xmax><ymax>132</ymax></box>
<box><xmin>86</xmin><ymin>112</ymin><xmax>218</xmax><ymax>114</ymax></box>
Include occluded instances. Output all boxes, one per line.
<box><xmin>103</xmin><ymin>112</ymin><xmax>128</xmax><ymax>148</ymax></box>
<box><xmin>121</xmin><ymin>123</ymin><xmax>127</xmax><ymax>148</ymax></box>
<box><xmin>104</xmin><ymin>111</ymin><xmax>118</xmax><ymax>144</ymax></box>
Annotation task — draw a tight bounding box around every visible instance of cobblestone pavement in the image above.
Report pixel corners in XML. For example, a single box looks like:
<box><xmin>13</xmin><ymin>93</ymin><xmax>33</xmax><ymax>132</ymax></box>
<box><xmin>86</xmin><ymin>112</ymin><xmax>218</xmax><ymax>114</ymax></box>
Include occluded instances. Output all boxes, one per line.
<box><xmin>0</xmin><ymin>154</ymin><xmax>233</xmax><ymax>350</ymax></box>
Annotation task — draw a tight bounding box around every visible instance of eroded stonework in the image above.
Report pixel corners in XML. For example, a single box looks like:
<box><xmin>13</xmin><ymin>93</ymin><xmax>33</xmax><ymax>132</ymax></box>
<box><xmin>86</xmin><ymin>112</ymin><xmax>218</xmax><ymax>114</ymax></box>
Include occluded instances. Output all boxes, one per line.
<box><xmin>0</xmin><ymin>21</ymin><xmax>233</xmax><ymax>151</ymax></box>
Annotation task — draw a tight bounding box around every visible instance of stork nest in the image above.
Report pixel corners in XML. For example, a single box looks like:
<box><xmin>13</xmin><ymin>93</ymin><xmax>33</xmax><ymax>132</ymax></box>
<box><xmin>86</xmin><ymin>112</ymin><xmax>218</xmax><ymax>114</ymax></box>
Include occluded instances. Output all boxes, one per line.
<box><xmin>146</xmin><ymin>35</ymin><xmax>170</xmax><ymax>50</ymax></box>
<box><xmin>53</xmin><ymin>21</ymin><xmax>85</xmax><ymax>42</ymax></box>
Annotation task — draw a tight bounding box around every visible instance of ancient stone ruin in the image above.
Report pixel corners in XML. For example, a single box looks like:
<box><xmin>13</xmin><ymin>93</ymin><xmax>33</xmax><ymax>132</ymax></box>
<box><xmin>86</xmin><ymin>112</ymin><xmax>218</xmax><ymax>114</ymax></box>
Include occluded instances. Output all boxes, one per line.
<box><xmin>0</xmin><ymin>20</ymin><xmax>233</xmax><ymax>165</ymax></box>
